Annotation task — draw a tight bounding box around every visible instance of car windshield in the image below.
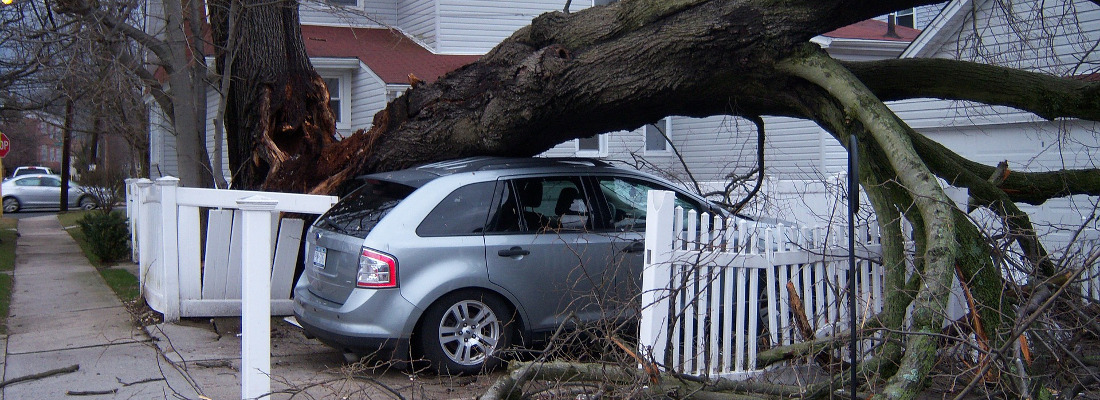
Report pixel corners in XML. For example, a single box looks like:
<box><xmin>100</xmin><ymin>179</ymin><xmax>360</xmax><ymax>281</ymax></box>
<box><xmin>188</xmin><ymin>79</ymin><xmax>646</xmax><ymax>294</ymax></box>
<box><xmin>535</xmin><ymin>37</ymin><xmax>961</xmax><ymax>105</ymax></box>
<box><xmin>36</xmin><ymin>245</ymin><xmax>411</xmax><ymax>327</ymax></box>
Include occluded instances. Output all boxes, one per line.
<box><xmin>315</xmin><ymin>179</ymin><xmax>416</xmax><ymax>239</ymax></box>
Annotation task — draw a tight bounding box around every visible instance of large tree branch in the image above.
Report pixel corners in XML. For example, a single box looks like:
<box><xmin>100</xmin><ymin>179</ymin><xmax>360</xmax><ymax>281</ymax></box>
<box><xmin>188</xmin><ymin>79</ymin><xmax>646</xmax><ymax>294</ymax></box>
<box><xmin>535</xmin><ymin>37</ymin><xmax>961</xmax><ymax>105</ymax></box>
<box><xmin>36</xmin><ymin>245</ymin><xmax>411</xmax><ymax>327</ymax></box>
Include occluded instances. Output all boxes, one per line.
<box><xmin>270</xmin><ymin>0</ymin><xmax>945</xmax><ymax>193</ymax></box>
<box><xmin>846</xmin><ymin>58</ymin><xmax>1100</xmax><ymax>121</ymax></box>
<box><xmin>779</xmin><ymin>46</ymin><xmax>958</xmax><ymax>400</ymax></box>
<box><xmin>111</xmin><ymin>44</ymin><xmax>173</xmax><ymax>118</ymax></box>
<box><xmin>55</xmin><ymin>3</ymin><xmax>174</xmax><ymax>72</ymax></box>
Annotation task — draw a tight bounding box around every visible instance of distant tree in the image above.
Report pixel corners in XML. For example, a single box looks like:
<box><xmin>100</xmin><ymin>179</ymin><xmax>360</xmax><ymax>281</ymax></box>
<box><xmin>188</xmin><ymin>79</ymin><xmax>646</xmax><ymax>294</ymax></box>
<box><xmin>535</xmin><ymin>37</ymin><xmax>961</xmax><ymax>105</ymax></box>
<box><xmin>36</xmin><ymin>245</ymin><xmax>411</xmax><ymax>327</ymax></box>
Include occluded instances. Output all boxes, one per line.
<box><xmin>53</xmin><ymin>0</ymin><xmax>215</xmax><ymax>188</ymax></box>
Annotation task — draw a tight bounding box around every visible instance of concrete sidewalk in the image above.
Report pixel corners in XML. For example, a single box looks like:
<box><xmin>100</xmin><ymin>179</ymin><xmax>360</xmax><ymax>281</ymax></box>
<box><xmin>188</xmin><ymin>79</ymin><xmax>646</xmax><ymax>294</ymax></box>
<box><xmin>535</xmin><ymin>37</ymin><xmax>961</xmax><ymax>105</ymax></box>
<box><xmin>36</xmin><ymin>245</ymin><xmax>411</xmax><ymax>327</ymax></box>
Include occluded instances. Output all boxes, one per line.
<box><xmin>1</xmin><ymin>215</ymin><xmax>495</xmax><ymax>399</ymax></box>
<box><xmin>1</xmin><ymin>215</ymin><xmax>208</xmax><ymax>399</ymax></box>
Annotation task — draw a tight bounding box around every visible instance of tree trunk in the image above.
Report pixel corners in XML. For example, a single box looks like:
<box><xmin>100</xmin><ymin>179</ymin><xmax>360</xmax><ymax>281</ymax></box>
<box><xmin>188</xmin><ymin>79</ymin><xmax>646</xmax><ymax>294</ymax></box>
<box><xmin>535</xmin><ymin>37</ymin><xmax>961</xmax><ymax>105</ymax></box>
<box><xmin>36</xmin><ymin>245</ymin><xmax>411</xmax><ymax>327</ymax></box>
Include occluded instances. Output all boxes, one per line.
<box><xmin>162</xmin><ymin>0</ymin><xmax>214</xmax><ymax>188</ymax></box>
<box><xmin>210</xmin><ymin>0</ymin><xmax>336</xmax><ymax>190</ymax></box>
<box><xmin>60</xmin><ymin>98</ymin><xmax>73</xmax><ymax>212</ymax></box>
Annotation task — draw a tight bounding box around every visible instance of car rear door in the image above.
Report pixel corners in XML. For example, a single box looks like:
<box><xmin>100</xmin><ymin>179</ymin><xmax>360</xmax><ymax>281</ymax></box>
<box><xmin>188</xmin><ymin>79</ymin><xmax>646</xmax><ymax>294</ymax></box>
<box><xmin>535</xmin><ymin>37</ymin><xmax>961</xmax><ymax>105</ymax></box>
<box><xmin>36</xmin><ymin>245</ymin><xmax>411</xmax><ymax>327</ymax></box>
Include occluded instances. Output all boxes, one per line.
<box><xmin>483</xmin><ymin>175</ymin><xmax>618</xmax><ymax>332</ymax></box>
<box><xmin>39</xmin><ymin>176</ymin><xmax>63</xmax><ymax>207</ymax></box>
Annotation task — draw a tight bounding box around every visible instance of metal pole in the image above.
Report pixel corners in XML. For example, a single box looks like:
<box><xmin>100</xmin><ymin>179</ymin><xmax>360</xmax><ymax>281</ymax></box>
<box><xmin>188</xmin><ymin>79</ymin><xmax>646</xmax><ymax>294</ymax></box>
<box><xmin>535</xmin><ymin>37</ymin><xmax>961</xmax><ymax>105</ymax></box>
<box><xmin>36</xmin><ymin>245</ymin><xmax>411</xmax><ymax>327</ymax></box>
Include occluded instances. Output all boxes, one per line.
<box><xmin>848</xmin><ymin>134</ymin><xmax>859</xmax><ymax>399</ymax></box>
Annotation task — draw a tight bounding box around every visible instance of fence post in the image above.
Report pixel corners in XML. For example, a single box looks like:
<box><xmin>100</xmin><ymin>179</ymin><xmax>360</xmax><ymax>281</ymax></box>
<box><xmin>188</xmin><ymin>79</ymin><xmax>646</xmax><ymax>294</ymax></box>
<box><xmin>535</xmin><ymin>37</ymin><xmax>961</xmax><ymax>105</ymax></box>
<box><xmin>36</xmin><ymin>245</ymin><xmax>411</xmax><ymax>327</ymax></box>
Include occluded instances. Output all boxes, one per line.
<box><xmin>132</xmin><ymin>178</ymin><xmax>153</xmax><ymax>266</ymax></box>
<box><xmin>125</xmin><ymin>178</ymin><xmax>137</xmax><ymax>262</ymax></box>
<box><xmin>156</xmin><ymin>177</ymin><xmax>181</xmax><ymax>322</ymax></box>
<box><xmin>237</xmin><ymin>195</ymin><xmax>279</xmax><ymax>400</ymax></box>
<box><xmin>640</xmin><ymin>190</ymin><xmax>676</xmax><ymax>367</ymax></box>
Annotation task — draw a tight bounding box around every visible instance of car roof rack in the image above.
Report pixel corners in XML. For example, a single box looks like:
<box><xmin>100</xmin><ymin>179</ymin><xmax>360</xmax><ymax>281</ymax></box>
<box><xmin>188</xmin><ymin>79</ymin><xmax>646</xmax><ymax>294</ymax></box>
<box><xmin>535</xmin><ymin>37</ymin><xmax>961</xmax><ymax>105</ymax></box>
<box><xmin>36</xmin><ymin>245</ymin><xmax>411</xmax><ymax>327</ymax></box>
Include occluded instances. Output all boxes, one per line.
<box><xmin>415</xmin><ymin>157</ymin><xmax>612</xmax><ymax>174</ymax></box>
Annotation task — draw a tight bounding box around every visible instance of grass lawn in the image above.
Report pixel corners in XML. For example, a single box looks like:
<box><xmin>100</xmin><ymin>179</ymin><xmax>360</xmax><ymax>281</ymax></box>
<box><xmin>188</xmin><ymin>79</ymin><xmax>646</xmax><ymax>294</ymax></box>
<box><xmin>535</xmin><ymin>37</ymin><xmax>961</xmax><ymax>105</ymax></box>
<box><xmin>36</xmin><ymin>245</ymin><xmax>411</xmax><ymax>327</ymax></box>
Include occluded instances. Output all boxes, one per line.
<box><xmin>57</xmin><ymin>210</ymin><xmax>101</xmax><ymax>267</ymax></box>
<box><xmin>0</xmin><ymin>216</ymin><xmax>15</xmax><ymax>334</ymax></box>
<box><xmin>58</xmin><ymin>210</ymin><xmax>141</xmax><ymax>302</ymax></box>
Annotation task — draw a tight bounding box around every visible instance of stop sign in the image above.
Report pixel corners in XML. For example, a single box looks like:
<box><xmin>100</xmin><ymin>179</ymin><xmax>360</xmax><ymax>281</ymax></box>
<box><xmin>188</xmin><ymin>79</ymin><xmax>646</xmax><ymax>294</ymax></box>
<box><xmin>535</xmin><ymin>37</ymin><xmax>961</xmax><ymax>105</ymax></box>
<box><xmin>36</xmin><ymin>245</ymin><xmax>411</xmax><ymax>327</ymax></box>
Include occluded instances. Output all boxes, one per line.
<box><xmin>0</xmin><ymin>133</ymin><xmax>9</xmax><ymax>158</ymax></box>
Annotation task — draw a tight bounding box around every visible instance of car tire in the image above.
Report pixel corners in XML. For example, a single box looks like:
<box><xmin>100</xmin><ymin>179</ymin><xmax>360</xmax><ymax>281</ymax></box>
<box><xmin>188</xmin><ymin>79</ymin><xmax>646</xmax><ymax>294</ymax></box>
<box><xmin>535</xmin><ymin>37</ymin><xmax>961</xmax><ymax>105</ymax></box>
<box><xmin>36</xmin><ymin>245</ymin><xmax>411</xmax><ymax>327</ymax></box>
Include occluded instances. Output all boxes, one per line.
<box><xmin>418</xmin><ymin>290</ymin><xmax>514</xmax><ymax>375</ymax></box>
<box><xmin>3</xmin><ymin>197</ymin><xmax>19</xmax><ymax>213</ymax></box>
<box><xmin>78</xmin><ymin>196</ymin><xmax>98</xmax><ymax>210</ymax></box>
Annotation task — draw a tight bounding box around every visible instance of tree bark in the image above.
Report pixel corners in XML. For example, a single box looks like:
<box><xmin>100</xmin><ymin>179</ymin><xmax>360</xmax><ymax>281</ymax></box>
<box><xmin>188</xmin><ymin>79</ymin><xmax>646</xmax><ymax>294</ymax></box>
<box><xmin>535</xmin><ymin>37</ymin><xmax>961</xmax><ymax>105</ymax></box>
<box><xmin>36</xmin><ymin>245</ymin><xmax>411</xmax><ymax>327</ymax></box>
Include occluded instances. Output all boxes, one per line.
<box><xmin>210</xmin><ymin>0</ymin><xmax>336</xmax><ymax>190</ymax></box>
<box><xmin>260</xmin><ymin>0</ymin><xmax>955</xmax><ymax>193</ymax></box>
<box><xmin>778</xmin><ymin>47</ymin><xmax>958</xmax><ymax>400</ymax></box>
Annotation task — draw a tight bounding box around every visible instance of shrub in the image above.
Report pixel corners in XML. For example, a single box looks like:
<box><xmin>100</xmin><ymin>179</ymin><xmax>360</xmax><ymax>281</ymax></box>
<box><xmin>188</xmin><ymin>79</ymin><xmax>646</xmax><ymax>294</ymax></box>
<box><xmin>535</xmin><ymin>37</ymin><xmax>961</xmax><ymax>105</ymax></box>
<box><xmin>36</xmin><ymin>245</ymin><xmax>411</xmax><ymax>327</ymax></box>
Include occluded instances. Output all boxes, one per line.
<box><xmin>75</xmin><ymin>167</ymin><xmax>126</xmax><ymax>214</ymax></box>
<box><xmin>78</xmin><ymin>211</ymin><xmax>130</xmax><ymax>263</ymax></box>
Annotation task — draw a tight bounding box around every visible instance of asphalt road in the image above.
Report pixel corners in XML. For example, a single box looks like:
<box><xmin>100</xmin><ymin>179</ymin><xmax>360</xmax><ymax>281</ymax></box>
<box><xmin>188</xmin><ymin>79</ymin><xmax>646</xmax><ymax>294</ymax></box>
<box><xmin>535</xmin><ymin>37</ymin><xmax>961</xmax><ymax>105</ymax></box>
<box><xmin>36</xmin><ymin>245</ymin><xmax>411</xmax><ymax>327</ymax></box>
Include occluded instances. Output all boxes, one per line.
<box><xmin>4</xmin><ymin>206</ymin><xmax>126</xmax><ymax>220</ymax></box>
<box><xmin>5</xmin><ymin>210</ymin><xmax>62</xmax><ymax>219</ymax></box>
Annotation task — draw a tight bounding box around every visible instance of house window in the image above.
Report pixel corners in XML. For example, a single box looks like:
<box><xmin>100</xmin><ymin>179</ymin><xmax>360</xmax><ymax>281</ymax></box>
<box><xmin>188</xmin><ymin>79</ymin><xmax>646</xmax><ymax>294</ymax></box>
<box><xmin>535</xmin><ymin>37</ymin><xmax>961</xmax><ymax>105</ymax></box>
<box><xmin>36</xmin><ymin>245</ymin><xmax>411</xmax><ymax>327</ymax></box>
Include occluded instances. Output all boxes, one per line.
<box><xmin>893</xmin><ymin>8</ymin><xmax>914</xmax><ymax>28</ymax></box>
<box><xmin>643</xmin><ymin>117</ymin><xmax>672</xmax><ymax>155</ymax></box>
<box><xmin>328</xmin><ymin>0</ymin><xmax>357</xmax><ymax>6</ymax></box>
<box><xmin>575</xmin><ymin>134</ymin><xmax>607</xmax><ymax>157</ymax></box>
<box><xmin>321</xmin><ymin>75</ymin><xmax>351</xmax><ymax>131</ymax></box>
<box><xmin>324</xmin><ymin>78</ymin><xmax>342</xmax><ymax>122</ymax></box>
<box><xmin>593</xmin><ymin>0</ymin><xmax>618</xmax><ymax>5</ymax></box>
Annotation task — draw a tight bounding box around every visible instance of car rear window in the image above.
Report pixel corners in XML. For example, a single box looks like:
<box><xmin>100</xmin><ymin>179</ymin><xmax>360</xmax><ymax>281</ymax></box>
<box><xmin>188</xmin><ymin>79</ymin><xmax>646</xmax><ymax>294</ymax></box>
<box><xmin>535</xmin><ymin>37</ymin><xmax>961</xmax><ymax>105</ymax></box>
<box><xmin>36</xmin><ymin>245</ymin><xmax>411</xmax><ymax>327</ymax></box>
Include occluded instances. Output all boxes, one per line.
<box><xmin>15</xmin><ymin>167</ymin><xmax>48</xmax><ymax>176</ymax></box>
<box><xmin>315</xmin><ymin>179</ymin><xmax>416</xmax><ymax>239</ymax></box>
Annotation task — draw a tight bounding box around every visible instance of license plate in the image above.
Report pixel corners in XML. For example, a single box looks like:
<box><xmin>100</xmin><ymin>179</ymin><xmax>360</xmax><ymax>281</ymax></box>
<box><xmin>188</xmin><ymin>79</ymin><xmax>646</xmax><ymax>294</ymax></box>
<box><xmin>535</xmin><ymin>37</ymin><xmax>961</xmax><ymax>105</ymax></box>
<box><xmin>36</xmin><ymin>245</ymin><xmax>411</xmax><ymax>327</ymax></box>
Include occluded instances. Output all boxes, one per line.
<box><xmin>312</xmin><ymin>246</ymin><xmax>327</xmax><ymax>269</ymax></box>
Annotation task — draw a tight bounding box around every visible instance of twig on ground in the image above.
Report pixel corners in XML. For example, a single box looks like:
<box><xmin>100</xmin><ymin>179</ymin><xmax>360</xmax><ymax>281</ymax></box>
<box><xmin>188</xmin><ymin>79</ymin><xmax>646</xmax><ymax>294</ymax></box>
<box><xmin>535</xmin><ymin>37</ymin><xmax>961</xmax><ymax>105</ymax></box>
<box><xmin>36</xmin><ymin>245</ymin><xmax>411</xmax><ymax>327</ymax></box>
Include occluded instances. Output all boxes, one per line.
<box><xmin>116</xmin><ymin>376</ymin><xmax>167</xmax><ymax>387</ymax></box>
<box><xmin>0</xmin><ymin>364</ymin><xmax>79</xmax><ymax>388</ymax></box>
<box><xmin>66</xmin><ymin>388</ymin><xmax>119</xmax><ymax>396</ymax></box>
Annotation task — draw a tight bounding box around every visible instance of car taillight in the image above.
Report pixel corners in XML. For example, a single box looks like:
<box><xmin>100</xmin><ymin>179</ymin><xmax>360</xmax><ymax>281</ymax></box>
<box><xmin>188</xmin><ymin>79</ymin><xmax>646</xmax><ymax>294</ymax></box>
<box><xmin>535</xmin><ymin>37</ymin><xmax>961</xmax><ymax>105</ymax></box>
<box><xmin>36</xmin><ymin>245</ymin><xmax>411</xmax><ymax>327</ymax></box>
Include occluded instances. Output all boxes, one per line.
<box><xmin>357</xmin><ymin>248</ymin><xmax>397</xmax><ymax>288</ymax></box>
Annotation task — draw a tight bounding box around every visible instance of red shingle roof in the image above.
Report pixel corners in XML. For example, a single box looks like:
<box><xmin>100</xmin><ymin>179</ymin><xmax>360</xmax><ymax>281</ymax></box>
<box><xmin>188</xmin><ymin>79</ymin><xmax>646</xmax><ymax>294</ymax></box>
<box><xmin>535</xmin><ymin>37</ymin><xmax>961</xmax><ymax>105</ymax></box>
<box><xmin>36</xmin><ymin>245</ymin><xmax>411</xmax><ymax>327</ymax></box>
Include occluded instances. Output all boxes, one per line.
<box><xmin>301</xmin><ymin>25</ymin><xmax>480</xmax><ymax>85</ymax></box>
<box><xmin>823</xmin><ymin>19</ymin><xmax>921</xmax><ymax>42</ymax></box>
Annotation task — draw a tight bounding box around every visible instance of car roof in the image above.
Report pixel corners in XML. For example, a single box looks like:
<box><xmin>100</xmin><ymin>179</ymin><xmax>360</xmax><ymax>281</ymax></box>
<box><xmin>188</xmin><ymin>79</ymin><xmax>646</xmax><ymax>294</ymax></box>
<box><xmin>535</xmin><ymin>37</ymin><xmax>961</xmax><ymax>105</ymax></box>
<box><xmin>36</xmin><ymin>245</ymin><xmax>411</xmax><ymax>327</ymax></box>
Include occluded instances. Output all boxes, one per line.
<box><xmin>6</xmin><ymin>174</ymin><xmax>63</xmax><ymax>181</ymax></box>
<box><xmin>360</xmin><ymin>157</ymin><xmax>620</xmax><ymax>188</ymax></box>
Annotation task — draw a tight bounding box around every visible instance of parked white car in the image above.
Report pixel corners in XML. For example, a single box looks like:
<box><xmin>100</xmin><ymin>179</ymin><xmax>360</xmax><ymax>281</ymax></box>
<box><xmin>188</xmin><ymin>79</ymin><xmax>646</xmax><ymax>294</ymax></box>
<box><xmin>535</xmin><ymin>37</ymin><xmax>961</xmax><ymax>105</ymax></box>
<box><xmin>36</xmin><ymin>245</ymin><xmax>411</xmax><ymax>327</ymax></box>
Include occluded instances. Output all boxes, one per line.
<box><xmin>1</xmin><ymin>174</ymin><xmax>96</xmax><ymax>212</ymax></box>
<box><xmin>11</xmin><ymin>166</ymin><xmax>54</xmax><ymax>177</ymax></box>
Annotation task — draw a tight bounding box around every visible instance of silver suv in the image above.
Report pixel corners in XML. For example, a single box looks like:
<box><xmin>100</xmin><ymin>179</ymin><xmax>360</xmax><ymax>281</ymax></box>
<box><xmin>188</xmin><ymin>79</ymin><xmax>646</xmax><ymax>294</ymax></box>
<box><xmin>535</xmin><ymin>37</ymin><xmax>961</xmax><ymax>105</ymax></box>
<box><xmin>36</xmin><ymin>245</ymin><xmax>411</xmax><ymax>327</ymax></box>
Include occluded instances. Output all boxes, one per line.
<box><xmin>293</xmin><ymin>157</ymin><xmax>724</xmax><ymax>374</ymax></box>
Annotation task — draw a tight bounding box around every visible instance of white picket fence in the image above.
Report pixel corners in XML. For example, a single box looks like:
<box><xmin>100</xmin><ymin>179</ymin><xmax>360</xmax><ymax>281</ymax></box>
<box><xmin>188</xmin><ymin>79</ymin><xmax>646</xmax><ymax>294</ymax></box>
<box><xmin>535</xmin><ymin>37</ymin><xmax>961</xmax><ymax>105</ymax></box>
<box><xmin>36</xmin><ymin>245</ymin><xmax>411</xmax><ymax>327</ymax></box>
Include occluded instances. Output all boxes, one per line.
<box><xmin>1074</xmin><ymin>229</ymin><xmax>1100</xmax><ymax>301</ymax></box>
<box><xmin>126</xmin><ymin>178</ymin><xmax>337</xmax><ymax>321</ymax></box>
<box><xmin>127</xmin><ymin>177</ymin><xmax>337</xmax><ymax>399</ymax></box>
<box><xmin>639</xmin><ymin>190</ymin><xmax>884</xmax><ymax>379</ymax></box>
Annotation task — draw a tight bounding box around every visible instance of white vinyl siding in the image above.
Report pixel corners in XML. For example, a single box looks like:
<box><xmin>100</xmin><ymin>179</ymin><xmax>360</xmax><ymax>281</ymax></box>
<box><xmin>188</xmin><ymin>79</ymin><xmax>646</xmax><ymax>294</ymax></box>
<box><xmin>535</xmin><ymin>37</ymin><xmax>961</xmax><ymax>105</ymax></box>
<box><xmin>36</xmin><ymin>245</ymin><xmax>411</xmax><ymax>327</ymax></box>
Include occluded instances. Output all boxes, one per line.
<box><xmin>299</xmin><ymin>0</ymin><xmax>398</xmax><ymax>27</ymax></box>
<box><xmin>350</xmin><ymin>67</ymin><xmax>389</xmax><ymax>134</ymax></box>
<box><xmin>204</xmin><ymin>85</ymin><xmax>231</xmax><ymax>180</ymax></box>
<box><xmin>931</xmin><ymin>1</ymin><xmax>1100</xmax><ymax>76</ymax></box>
<box><xmin>398</xmin><ymin>0</ymin><xmax>438</xmax><ymax>49</ymax></box>
<box><xmin>914</xmin><ymin>3</ymin><xmax>945</xmax><ymax>29</ymax></box>
<box><xmin>148</xmin><ymin>103</ymin><xmax>177</xmax><ymax>179</ymax></box>
<box><xmin>435</xmin><ymin>0</ymin><xmax>590</xmax><ymax>54</ymax></box>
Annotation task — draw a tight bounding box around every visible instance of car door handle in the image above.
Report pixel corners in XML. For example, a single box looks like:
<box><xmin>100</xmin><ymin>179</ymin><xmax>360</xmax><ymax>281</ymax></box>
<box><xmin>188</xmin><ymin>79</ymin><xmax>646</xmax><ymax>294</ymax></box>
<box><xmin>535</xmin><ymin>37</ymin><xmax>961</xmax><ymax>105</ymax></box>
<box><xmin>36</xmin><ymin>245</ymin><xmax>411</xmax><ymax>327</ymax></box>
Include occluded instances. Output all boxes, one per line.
<box><xmin>497</xmin><ymin>247</ymin><xmax>530</xmax><ymax>257</ymax></box>
<box><xmin>622</xmin><ymin>240</ymin><xmax>645</xmax><ymax>253</ymax></box>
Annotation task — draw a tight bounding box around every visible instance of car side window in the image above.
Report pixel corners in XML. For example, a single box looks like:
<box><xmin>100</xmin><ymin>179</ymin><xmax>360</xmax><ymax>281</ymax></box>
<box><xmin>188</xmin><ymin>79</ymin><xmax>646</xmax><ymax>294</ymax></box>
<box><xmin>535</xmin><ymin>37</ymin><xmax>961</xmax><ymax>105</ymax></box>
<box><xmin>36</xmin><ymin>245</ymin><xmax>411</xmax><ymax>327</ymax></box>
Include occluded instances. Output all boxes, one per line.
<box><xmin>486</xmin><ymin>182</ymin><xmax>521</xmax><ymax>233</ymax></box>
<box><xmin>416</xmin><ymin>182</ymin><xmax>496</xmax><ymax>237</ymax></box>
<box><xmin>41</xmin><ymin>177</ymin><xmax>61</xmax><ymax>187</ymax></box>
<box><xmin>594</xmin><ymin>176</ymin><xmax>702</xmax><ymax>232</ymax></box>
<box><xmin>15</xmin><ymin>178</ymin><xmax>38</xmax><ymax>187</ymax></box>
<box><xmin>487</xmin><ymin>177</ymin><xmax>592</xmax><ymax>233</ymax></box>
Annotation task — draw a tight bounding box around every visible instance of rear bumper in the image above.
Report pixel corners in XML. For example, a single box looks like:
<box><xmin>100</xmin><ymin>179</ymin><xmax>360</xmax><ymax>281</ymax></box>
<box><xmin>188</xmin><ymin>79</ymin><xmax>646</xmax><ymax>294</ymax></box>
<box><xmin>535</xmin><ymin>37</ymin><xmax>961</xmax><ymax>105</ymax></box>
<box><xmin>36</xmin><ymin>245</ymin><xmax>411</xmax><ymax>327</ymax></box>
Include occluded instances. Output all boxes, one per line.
<box><xmin>292</xmin><ymin>279</ymin><xmax>419</xmax><ymax>361</ymax></box>
<box><xmin>295</xmin><ymin>312</ymin><xmax>411</xmax><ymax>361</ymax></box>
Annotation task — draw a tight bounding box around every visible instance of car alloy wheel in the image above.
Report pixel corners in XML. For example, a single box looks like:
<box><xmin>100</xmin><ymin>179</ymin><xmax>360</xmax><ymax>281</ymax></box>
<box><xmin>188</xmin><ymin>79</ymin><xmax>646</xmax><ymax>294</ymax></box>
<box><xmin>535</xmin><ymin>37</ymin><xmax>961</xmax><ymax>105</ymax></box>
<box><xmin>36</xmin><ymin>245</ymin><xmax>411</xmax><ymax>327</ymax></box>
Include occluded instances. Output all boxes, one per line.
<box><xmin>79</xmin><ymin>196</ymin><xmax>97</xmax><ymax>210</ymax></box>
<box><xmin>419</xmin><ymin>291</ymin><xmax>512</xmax><ymax>375</ymax></box>
<box><xmin>3</xmin><ymin>197</ymin><xmax>19</xmax><ymax>213</ymax></box>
